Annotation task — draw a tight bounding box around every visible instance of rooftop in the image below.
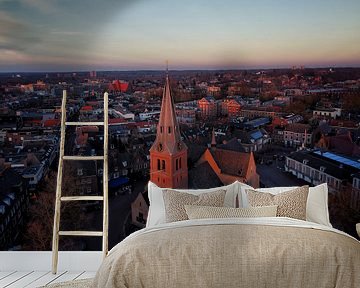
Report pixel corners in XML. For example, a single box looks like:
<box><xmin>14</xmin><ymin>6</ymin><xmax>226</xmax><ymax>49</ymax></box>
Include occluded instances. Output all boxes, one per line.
<box><xmin>313</xmin><ymin>150</ymin><xmax>360</xmax><ymax>170</ymax></box>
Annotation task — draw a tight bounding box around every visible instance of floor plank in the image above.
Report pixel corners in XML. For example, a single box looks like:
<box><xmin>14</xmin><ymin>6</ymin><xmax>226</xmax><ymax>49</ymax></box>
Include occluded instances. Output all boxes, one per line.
<box><xmin>24</xmin><ymin>271</ymin><xmax>67</xmax><ymax>288</ymax></box>
<box><xmin>75</xmin><ymin>271</ymin><xmax>96</xmax><ymax>280</ymax></box>
<box><xmin>0</xmin><ymin>271</ymin><xmax>32</xmax><ymax>287</ymax></box>
<box><xmin>6</xmin><ymin>271</ymin><xmax>49</xmax><ymax>288</ymax></box>
<box><xmin>48</xmin><ymin>271</ymin><xmax>84</xmax><ymax>284</ymax></box>
<box><xmin>0</xmin><ymin>271</ymin><xmax>16</xmax><ymax>281</ymax></box>
<box><xmin>0</xmin><ymin>271</ymin><xmax>96</xmax><ymax>287</ymax></box>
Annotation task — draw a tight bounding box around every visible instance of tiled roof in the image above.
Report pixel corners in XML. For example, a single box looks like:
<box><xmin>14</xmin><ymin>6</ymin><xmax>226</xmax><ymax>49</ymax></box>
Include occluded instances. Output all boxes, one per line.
<box><xmin>285</xmin><ymin>123</ymin><xmax>310</xmax><ymax>133</ymax></box>
<box><xmin>218</xmin><ymin>138</ymin><xmax>246</xmax><ymax>153</ymax></box>
<box><xmin>210</xmin><ymin>148</ymin><xmax>250</xmax><ymax>177</ymax></box>
<box><xmin>328</xmin><ymin>133</ymin><xmax>360</xmax><ymax>157</ymax></box>
<box><xmin>185</xmin><ymin>142</ymin><xmax>207</xmax><ymax>164</ymax></box>
<box><xmin>189</xmin><ymin>162</ymin><xmax>223</xmax><ymax>189</ymax></box>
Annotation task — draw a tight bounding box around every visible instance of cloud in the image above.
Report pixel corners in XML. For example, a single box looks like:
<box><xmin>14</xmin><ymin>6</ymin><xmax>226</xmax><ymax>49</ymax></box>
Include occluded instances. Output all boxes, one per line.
<box><xmin>0</xmin><ymin>11</ymin><xmax>41</xmax><ymax>51</ymax></box>
<box><xmin>20</xmin><ymin>0</ymin><xmax>57</xmax><ymax>13</ymax></box>
<box><xmin>50</xmin><ymin>30</ymin><xmax>84</xmax><ymax>36</ymax></box>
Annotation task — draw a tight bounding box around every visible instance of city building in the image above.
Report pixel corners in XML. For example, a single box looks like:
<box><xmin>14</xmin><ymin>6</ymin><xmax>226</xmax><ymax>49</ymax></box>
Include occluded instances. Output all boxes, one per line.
<box><xmin>352</xmin><ymin>173</ymin><xmax>360</xmax><ymax>210</ymax></box>
<box><xmin>283</xmin><ymin>123</ymin><xmax>312</xmax><ymax>147</ymax></box>
<box><xmin>131</xmin><ymin>191</ymin><xmax>149</xmax><ymax>228</ymax></box>
<box><xmin>108</xmin><ymin>80</ymin><xmax>129</xmax><ymax>93</ymax></box>
<box><xmin>239</xmin><ymin>108</ymin><xmax>281</xmax><ymax>119</ymax></box>
<box><xmin>71</xmin><ymin>162</ymin><xmax>99</xmax><ymax>197</ymax></box>
<box><xmin>149</xmin><ymin>73</ymin><xmax>188</xmax><ymax>189</ymax></box>
<box><xmin>272</xmin><ymin>114</ymin><xmax>303</xmax><ymax>127</ymax></box>
<box><xmin>175</xmin><ymin>106</ymin><xmax>196</xmax><ymax>127</ymax></box>
<box><xmin>233</xmin><ymin>129</ymin><xmax>271</xmax><ymax>152</ymax></box>
<box><xmin>316</xmin><ymin>131</ymin><xmax>360</xmax><ymax>157</ymax></box>
<box><xmin>207</xmin><ymin>85</ymin><xmax>221</xmax><ymax>96</ymax></box>
<box><xmin>313</xmin><ymin>108</ymin><xmax>341</xmax><ymax>119</ymax></box>
<box><xmin>0</xmin><ymin>167</ymin><xmax>29</xmax><ymax>250</ymax></box>
<box><xmin>226</xmin><ymin>99</ymin><xmax>242</xmax><ymax>118</ymax></box>
<box><xmin>285</xmin><ymin>150</ymin><xmax>360</xmax><ymax>195</ymax></box>
<box><xmin>198</xmin><ymin>96</ymin><xmax>217</xmax><ymax>119</ymax></box>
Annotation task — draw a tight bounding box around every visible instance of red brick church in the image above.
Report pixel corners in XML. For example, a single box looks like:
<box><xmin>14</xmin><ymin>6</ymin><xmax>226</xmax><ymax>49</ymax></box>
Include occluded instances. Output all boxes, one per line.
<box><xmin>149</xmin><ymin>72</ymin><xmax>259</xmax><ymax>190</ymax></box>
<box><xmin>149</xmin><ymin>72</ymin><xmax>188</xmax><ymax>189</ymax></box>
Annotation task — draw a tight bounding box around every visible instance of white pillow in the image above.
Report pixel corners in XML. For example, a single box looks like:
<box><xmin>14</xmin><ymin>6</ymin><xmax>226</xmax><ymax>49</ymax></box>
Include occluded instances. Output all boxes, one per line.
<box><xmin>146</xmin><ymin>181</ymin><xmax>240</xmax><ymax>227</ymax></box>
<box><xmin>238</xmin><ymin>182</ymin><xmax>331</xmax><ymax>227</ymax></box>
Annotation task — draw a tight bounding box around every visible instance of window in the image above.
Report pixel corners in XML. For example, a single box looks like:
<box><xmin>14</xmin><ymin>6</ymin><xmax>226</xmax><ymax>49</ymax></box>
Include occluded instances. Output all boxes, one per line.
<box><xmin>179</xmin><ymin>157</ymin><xmax>182</xmax><ymax>169</ymax></box>
<box><xmin>157</xmin><ymin>159</ymin><xmax>161</xmax><ymax>170</ymax></box>
<box><xmin>87</xmin><ymin>187</ymin><xmax>92</xmax><ymax>193</ymax></box>
<box><xmin>77</xmin><ymin>168</ymin><xmax>83</xmax><ymax>176</ymax></box>
<box><xmin>168</xmin><ymin>127</ymin><xmax>171</xmax><ymax>133</ymax></box>
<box><xmin>176</xmin><ymin>159</ymin><xmax>178</xmax><ymax>170</ymax></box>
<box><xmin>162</xmin><ymin>160</ymin><xmax>166</xmax><ymax>171</ymax></box>
<box><xmin>160</xmin><ymin>126</ymin><xmax>163</xmax><ymax>133</ymax></box>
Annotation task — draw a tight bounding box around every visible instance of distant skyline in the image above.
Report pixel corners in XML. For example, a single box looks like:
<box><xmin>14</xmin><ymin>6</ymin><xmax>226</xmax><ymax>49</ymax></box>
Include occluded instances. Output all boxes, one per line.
<box><xmin>1</xmin><ymin>0</ymin><xmax>360</xmax><ymax>72</ymax></box>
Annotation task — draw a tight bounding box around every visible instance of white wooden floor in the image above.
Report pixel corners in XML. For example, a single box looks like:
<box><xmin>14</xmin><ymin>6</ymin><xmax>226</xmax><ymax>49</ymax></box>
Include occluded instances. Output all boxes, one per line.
<box><xmin>0</xmin><ymin>251</ymin><xmax>102</xmax><ymax>288</ymax></box>
<box><xmin>0</xmin><ymin>270</ymin><xmax>95</xmax><ymax>288</ymax></box>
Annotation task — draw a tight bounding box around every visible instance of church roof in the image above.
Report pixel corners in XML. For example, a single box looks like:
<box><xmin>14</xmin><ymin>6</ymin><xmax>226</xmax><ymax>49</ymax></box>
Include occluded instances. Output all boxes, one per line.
<box><xmin>210</xmin><ymin>148</ymin><xmax>250</xmax><ymax>177</ymax></box>
<box><xmin>189</xmin><ymin>162</ymin><xmax>223</xmax><ymax>189</ymax></box>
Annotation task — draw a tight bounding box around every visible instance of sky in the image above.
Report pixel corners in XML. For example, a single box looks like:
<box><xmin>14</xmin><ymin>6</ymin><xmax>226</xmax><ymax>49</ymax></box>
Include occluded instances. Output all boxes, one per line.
<box><xmin>0</xmin><ymin>0</ymin><xmax>360</xmax><ymax>72</ymax></box>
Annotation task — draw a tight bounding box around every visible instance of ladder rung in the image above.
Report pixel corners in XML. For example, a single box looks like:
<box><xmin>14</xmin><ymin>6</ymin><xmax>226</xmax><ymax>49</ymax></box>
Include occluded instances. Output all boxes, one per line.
<box><xmin>63</xmin><ymin>156</ymin><xmax>104</xmax><ymax>161</ymax></box>
<box><xmin>61</xmin><ymin>196</ymin><xmax>104</xmax><ymax>201</ymax></box>
<box><xmin>66</xmin><ymin>121</ymin><xmax>104</xmax><ymax>126</ymax></box>
<box><xmin>59</xmin><ymin>231</ymin><xmax>103</xmax><ymax>237</ymax></box>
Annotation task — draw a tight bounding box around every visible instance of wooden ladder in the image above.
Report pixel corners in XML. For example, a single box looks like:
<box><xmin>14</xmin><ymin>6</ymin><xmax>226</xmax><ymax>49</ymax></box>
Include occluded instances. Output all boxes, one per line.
<box><xmin>52</xmin><ymin>90</ymin><xmax>109</xmax><ymax>274</ymax></box>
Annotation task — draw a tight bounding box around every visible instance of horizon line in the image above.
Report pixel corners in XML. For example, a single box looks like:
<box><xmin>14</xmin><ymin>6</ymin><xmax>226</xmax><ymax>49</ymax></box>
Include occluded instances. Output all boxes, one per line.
<box><xmin>1</xmin><ymin>65</ymin><xmax>360</xmax><ymax>74</ymax></box>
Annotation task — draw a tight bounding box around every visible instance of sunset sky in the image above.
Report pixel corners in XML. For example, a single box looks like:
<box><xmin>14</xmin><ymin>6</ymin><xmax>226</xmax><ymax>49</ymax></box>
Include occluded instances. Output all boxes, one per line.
<box><xmin>1</xmin><ymin>0</ymin><xmax>360</xmax><ymax>72</ymax></box>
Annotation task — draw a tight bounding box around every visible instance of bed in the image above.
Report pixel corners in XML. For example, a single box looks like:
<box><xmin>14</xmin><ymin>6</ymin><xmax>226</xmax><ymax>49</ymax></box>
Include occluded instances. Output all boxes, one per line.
<box><xmin>92</xmin><ymin>181</ymin><xmax>360</xmax><ymax>288</ymax></box>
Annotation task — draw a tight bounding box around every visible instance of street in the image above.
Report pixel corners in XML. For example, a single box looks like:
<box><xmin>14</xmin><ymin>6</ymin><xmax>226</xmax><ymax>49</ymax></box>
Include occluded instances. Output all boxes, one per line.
<box><xmin>84</xmin><ymin>179</ymin><xmax>148</xmax><ymax>250</ymax></box>
<box><xmin>256</xmin><ymin>147</ymin><xmax>308</xmax><ymax>188</ymax></box>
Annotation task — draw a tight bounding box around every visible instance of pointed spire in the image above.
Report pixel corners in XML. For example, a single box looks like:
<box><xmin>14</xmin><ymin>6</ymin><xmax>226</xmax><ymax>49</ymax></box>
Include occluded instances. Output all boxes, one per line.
<box><xmin>211</xmin><ymin>128</ymin><xmax>216</xmax><ymax>148</ymax></box>
<box><xmin>150</xmin><ymin>67</ymin><xmax>186</xmax><ymax>155</ymax></box>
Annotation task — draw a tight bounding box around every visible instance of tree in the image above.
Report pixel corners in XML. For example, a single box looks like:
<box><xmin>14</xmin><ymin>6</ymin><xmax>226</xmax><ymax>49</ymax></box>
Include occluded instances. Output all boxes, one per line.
<box><xmin>23</xmin><ymin>169</ymin><xmax>92</xmax><ymax>250</ymax></box>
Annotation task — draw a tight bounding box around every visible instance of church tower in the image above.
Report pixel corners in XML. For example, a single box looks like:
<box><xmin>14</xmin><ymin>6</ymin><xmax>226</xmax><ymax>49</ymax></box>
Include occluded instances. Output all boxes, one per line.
<box><xmin>149</xmin><ymin>71</ymin><xmax>188</xmax><ymax>188</ymax></box>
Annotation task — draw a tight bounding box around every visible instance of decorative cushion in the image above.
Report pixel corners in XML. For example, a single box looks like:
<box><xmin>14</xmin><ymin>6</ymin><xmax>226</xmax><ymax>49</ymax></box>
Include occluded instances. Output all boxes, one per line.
<box><xmin>146</xmin><ymin>181</ymin><xmax>240</xmax><ymax>227</ymax></box>
<box><xmin>238</xmin><ymin>182</ymin><xmax>332</xmax><ymax>227</ymax></box>
<box><xmin>162</xmin><ymin>189</ymin><xmax>226</xmax><ymax>223</ymax></box>
<box><xmin>246</xmin><ymin>186</ymin><xmax>309</xmax><ymax>220</ymax></box>
<box><xmin>184</xmin><ymin>205</ymin><xmax>278</xmax><ymax>220</ymax></box>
